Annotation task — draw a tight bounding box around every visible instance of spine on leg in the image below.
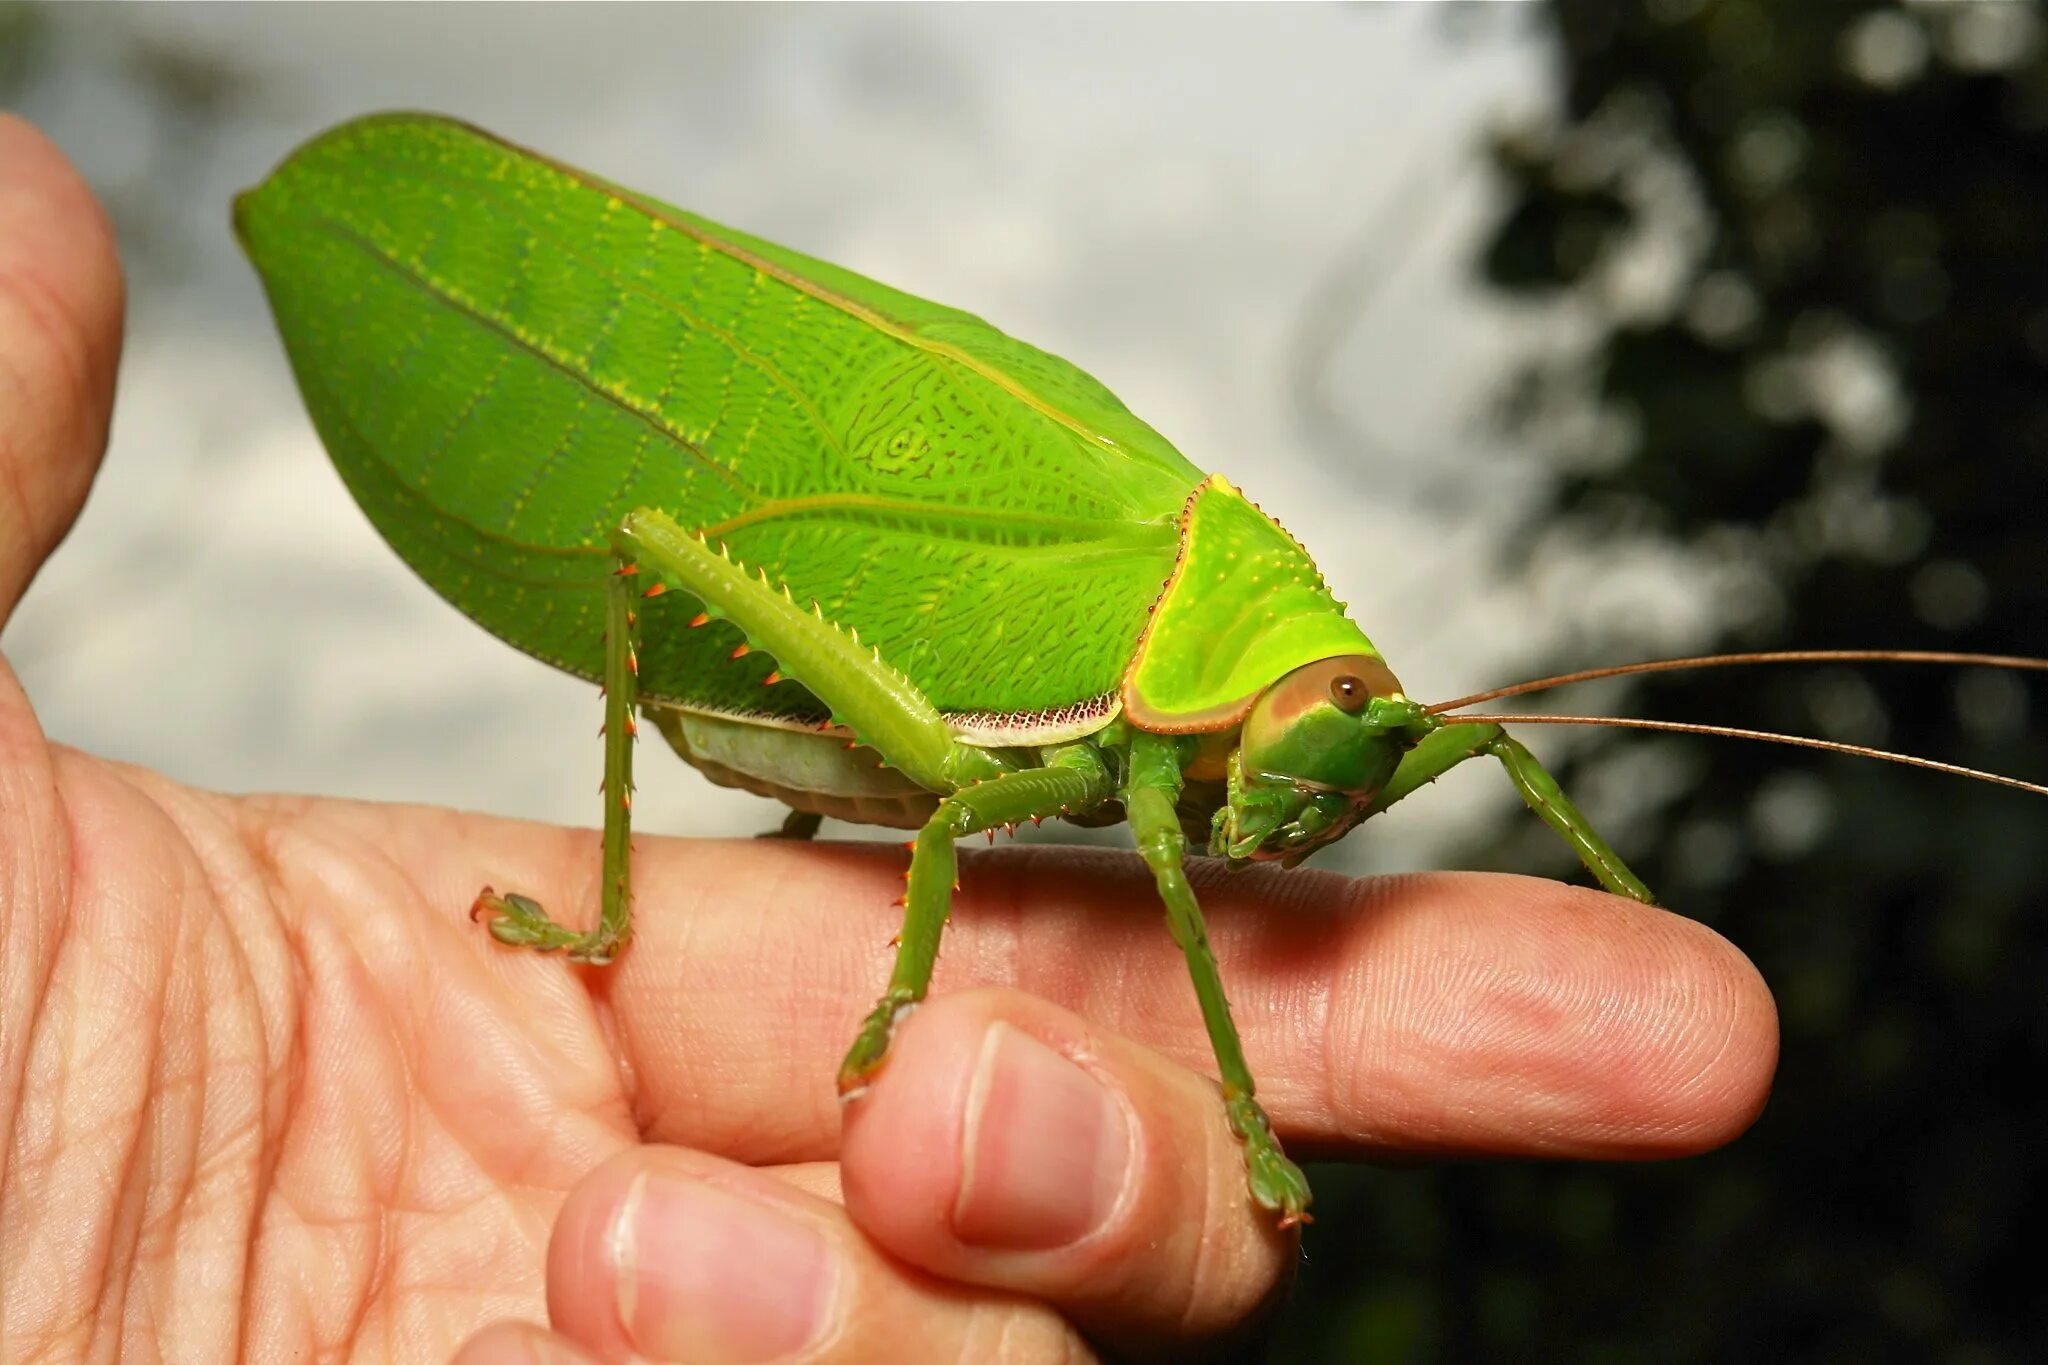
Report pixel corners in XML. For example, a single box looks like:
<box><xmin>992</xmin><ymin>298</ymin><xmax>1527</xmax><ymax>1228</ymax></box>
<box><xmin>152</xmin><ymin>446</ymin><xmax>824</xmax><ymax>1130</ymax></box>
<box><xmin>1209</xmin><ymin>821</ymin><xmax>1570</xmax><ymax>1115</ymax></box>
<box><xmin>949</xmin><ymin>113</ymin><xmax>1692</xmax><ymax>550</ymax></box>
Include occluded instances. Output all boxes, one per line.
<box><xmin>622</xmin><ymin>509</ymin><xmax>1004</xmax><ymax>793</ymax></box>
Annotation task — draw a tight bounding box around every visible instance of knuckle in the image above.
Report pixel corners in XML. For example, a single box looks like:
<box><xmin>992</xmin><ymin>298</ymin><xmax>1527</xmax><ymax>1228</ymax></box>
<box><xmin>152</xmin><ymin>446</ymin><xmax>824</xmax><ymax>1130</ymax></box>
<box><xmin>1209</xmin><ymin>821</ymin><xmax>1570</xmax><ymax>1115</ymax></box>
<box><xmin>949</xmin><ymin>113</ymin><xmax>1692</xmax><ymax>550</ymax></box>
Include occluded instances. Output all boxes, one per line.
<box><xmin>949</xmin><ymin>1298</ymin><xmax>1091</xmax><ymax>1365</ymax></box>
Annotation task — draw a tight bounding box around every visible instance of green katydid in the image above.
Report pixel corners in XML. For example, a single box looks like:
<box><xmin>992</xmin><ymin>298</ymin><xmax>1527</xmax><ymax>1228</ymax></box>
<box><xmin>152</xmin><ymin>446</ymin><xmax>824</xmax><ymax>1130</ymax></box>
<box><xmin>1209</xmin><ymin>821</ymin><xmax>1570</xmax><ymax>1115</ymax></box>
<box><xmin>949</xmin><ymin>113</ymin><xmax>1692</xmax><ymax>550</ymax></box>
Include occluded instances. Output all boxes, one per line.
<box><xmin>232</xmin><ymin>113</ymin><xmax>2048</xmax><ymax>1226</ymax></box>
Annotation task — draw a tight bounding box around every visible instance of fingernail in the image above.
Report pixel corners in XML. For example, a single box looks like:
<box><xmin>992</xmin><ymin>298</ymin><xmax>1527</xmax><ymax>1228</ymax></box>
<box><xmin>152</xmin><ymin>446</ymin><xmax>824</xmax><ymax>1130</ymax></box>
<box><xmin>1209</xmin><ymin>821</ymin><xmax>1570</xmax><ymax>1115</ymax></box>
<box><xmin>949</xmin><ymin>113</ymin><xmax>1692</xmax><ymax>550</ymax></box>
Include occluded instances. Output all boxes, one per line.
<box><xmin>953</xmin><ymin>1023</ymin><xmax>1132</xmax><ymax>1249</ymax></box>
<box><xmin>613</xmin><ymin>1170</ymin><xmax>837</xmax><ymax>1362</ymax></box>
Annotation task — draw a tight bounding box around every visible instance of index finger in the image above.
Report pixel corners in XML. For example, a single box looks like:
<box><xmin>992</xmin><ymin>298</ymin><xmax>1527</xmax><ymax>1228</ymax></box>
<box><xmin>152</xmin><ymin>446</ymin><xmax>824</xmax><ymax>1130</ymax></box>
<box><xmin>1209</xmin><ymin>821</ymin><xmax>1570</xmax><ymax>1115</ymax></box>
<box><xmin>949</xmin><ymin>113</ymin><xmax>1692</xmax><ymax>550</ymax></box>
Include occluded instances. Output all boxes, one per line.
<box><xmin>338</xmin><ymin>807</ymin><xmax>1776</xmax><ymax>1167</ymax></box>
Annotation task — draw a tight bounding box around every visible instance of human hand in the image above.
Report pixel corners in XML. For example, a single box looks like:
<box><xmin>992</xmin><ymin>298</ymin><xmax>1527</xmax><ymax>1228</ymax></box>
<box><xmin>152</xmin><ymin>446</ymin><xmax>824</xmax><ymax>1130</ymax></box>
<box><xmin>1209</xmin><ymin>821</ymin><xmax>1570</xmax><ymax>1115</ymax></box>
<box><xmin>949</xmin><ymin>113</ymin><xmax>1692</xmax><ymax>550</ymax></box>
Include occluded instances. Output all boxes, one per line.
<box><xmin>0</xmin><ymin>113</ymin><xmax>1778</xmax><ymax>1363</ymax></box>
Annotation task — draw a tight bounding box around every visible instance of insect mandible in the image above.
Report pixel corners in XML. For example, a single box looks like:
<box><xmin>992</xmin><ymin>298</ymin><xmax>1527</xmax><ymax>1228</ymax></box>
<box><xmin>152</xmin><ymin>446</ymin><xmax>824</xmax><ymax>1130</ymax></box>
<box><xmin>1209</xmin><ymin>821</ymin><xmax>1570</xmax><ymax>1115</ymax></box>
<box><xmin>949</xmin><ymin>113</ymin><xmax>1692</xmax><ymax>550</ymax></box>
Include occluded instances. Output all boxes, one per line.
<box><xmin>233</xmin><ymin>114</ymin><xmax>2048</xmax><ymax>1225</ymax></box>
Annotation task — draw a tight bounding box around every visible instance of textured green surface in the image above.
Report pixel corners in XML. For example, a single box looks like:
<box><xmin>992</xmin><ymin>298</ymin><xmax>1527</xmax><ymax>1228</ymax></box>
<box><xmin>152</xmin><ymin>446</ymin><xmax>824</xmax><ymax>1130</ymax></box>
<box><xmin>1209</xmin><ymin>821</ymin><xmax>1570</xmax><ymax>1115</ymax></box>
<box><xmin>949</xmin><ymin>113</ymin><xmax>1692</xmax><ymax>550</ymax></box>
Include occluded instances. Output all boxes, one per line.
<box><xmin>1125</xmin><ymin>477</ymin><xmax>1376</xmax><ymax>729</ymax></box>
<box><xmin>235</xmin><ymin>113</ymin><xmax>1202</xmax><ymax>720</ymax></box>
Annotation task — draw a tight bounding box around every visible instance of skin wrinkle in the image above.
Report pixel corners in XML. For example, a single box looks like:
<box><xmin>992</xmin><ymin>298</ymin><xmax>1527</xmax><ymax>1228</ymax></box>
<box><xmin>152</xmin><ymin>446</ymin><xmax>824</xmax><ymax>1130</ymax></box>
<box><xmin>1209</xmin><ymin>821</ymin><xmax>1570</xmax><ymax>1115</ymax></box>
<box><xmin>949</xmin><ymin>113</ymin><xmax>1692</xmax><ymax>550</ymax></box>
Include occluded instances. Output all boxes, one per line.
<box><xmin>127</xmin><ymin>804</ymin><xmax>282</xmax><ymax>1362</ymax></box>
<box><xmin>1321</xmin><ymin>876</ymin><xmax>1572</xmax><ymax>1153</ymax></box>
<box><xmin>149</xmin><ymin>815</ymin><xmax>274</xmax><ymax>1359</ymax></box>
<box><xmin>0</xmin><ymin>258</ymin><xmax>94</xmax><ymax>441</ymax></box>
<box><xmin>0</xmin><ymin>691</ymin><xmax>65</xmax><ymax>1261</ymax></box>
<box><xmin>629</xmin><ymin>850</ymin><xmax>762</xmax><ymax>1156</ymax></box>
<box><xmin>957</xmin><ymin>1291</ymin><xmax>1093</xmax><ymax>1365</ymax></box>
<box><xmin>0</xmin><ymin>256</ymin><xmax>116</xmax><ymax>597</ymax></box>
<box><xmin>44</xmin><ymin>764</ymin><xmax>190</xmax><ymax>1360</ymax></box>
<box><xmin>958</xmin><ymin>845</ymin><xmax>1092</xmax><ymax>1074</ymax></box>
<box><xmin>250</xmin><ymin>880</ymin><xmax>405</xmax><ymax>1359</ymax></box>
<box><xmin>316</xmin><ymin>835</ymin><xmax>494</xmax><ymax>1362</ymax></box>
<box><xmin>255</xmin><ymin>808</ymin><xmax>626</xmax><ymax>1349</ymax></box>
<box><xmin>0</xmin><ymin>425</ymin><xmax>35</xmax><ymax>586</ymax></box>
<box><xmin>1437</xmin><ymin>900</ymin><xmax>1622</xmax><ymax>1147</ymax></box>
<box><xmin>135</xmin><ymin>947</ymin><xmax>205</xmax><ymax>1358</ymax></box>
<box><xmin>0</xmin><ymin>270</ymin><xmax>89</xmax><ymax>536</ymax></box>
<box><xmin>231</xmin><ymin>807</ymin><xmax>317</xmax><ymax>1365</ymax></box>
<box><xmin>1649</xmin><ymin>931</ymin><xmax>1771</xmax><ymax>1145</ymax></box>
<box><xmin>691</xmin><ymin>849</ymin><xmax>816</xmax><ymax>1158</ymax></box>
<box><xmin>1221</xmin><ymin>875</ymin><xmax>1341</xmax><ymax>1133</ymax></box>
<box><xmin>1320</xmin><ymin>873</ymin><xmax>1430</xmax><ymax>1151</ymax></box>
<box><xmin>1320</xmin><ymin>877</ymin><xmax>1413</xmax><ymax>1151</ymax></box>
<box><xmin>122</xmin><ymin>786</ymin><xmax>293</xmax><ymax>1363</ymax></box>
<box><xmin>1170</xmin><ymin>1076</ymin><xmax>1236</xmax><ymax>1341</ymax></box>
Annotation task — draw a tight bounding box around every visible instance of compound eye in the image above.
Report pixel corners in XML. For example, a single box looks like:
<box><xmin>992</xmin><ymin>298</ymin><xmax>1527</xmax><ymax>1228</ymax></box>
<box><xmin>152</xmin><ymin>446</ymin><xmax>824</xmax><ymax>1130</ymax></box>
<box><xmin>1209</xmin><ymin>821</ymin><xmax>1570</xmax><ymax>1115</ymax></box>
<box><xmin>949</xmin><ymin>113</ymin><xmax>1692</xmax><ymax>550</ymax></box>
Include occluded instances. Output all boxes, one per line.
<box><xmin>1329</xmin><ymin>674</ymin><xmax>1370</xmax><ymax>714</ymax></box>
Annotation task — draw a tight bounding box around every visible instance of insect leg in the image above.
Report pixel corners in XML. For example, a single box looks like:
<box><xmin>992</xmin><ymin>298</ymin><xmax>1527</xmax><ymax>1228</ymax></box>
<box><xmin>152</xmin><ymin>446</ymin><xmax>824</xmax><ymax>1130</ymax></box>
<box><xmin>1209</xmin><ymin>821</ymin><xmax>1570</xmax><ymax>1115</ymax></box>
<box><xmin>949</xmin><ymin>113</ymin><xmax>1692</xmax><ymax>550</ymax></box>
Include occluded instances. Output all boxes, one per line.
<box><xmin>1125</xmin><ymin>732</ymin><xmax>1312</xmax><ymax>1226</ymax></box>
<box><xmin>620</xmin><ymin>508</ymin><xmax>1009</xmax><ymax>792</ymax></box>
<box><xmin>472</xmin><ymin>546</ymin><xmax>641</xmax><ymax>962</ymax></box>
<box><xmin>757</xmin><ymin>809</ymin><xmax>825</xmax><ymax>841</ymax></box>
<box><xmin>837</xmin><ymin>745</ymin><xmax>1117</xmax><ymax>1094</ymax></box>
<box><xmin>1366</xmin><ymin>722</ymin><xmax>1655</xmax><ymax>904</ymax></box>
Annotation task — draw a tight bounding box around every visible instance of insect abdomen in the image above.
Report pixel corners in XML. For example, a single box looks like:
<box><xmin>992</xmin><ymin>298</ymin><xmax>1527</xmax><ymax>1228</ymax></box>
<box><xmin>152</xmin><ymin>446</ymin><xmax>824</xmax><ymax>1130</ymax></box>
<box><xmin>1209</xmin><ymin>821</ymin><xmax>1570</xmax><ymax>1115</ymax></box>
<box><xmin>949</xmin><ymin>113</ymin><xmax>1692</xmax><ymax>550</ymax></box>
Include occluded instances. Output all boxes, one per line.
<box><xmin>645</xmin><ymin>706</ymin><xmax>940</xmax><ymax>829</ymax></box>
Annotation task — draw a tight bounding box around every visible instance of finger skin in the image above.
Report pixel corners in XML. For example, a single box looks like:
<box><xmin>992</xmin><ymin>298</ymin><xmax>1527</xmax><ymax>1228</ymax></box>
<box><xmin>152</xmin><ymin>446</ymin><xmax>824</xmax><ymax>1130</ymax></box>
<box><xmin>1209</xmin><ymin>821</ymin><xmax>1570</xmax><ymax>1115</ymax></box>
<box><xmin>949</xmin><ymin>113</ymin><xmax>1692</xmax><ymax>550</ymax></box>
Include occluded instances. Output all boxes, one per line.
<box><xmin>289</xmin><ymin>804</ymin><xmax>1774</xmax><ymax>1169</ymax></box>
<box><xmin>841</xmin><ymin>988</ymin><xmax>1297</xmax><ymax>1355</ymax></box>
<box><xmin>454</xmin><ymin>1321</ymin><xmax>602</xmax><ymax>1365</ymax></box>
<box><xmin>544</xmin><ymin>1146</ymin><xmax>1091</xmax><ymax>1364</ymax></box>
<box><xmin>0</xmin><ymin>112</ymin><xmax>123</xmax><ymax>624</ymax></box>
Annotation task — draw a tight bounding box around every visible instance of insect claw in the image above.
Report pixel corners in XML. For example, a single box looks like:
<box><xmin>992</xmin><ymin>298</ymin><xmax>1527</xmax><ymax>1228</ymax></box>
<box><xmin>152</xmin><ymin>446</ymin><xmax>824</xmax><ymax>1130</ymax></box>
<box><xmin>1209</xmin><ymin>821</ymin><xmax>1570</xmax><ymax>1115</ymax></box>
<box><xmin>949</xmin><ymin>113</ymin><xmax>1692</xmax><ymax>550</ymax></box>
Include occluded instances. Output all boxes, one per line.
<box><xmin>642</xmin><ymin>582</ymin><xmax>667</xmax><ymax>599</ymax></box>
<box><xmin>688</xmin><ymin>612</ymin><xmax>710</xmax><ymax>628</ymax></box>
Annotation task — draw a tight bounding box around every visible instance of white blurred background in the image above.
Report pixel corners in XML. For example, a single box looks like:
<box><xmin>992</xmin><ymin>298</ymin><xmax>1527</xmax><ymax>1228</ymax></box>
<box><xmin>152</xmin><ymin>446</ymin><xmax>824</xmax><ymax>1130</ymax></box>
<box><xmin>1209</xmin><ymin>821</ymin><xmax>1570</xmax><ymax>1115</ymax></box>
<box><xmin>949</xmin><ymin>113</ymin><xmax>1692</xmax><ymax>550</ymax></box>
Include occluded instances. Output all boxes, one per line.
<box><xmin>2</xmin><ymin>3</ymin><xmax>1711</xmax><ymax>873</ymax></box>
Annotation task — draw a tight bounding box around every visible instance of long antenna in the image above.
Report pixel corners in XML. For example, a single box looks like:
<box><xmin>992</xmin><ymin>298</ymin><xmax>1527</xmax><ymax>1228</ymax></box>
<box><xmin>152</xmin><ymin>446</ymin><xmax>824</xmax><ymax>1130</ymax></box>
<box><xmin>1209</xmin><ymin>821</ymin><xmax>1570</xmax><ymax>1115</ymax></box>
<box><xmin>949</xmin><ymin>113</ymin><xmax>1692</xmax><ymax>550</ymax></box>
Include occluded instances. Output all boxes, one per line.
<box><xmin>1426</xmin><ymin>650</ymin><xmax>2048</xmax><ymax>715</ymax></box>
<box><xmin>1431</xmin><ymin>712</ymin><xmax>2048</xmax><ymax>798</ymax></box>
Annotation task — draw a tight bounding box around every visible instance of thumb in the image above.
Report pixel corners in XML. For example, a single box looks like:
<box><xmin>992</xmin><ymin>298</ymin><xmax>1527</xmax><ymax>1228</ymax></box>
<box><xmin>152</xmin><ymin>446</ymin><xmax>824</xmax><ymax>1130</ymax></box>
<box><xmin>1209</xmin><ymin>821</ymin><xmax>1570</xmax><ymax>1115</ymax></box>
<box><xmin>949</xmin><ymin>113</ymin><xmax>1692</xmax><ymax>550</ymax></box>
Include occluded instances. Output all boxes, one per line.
<box><xmin>0</xmin><ymin>113</ymin><xmax>123</xmax><ymax>629</ymax></box>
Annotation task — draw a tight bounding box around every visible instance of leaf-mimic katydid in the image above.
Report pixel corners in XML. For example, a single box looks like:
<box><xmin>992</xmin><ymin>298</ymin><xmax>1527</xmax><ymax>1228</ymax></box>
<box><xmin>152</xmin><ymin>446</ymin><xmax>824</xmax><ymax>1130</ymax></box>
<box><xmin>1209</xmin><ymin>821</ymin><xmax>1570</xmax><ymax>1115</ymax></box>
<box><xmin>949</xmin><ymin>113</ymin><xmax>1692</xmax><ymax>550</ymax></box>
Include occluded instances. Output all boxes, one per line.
<box><xmin>233</xmin><ymin>114</ymin><xmax>2048</xmax><ymax>1225</ymax></box>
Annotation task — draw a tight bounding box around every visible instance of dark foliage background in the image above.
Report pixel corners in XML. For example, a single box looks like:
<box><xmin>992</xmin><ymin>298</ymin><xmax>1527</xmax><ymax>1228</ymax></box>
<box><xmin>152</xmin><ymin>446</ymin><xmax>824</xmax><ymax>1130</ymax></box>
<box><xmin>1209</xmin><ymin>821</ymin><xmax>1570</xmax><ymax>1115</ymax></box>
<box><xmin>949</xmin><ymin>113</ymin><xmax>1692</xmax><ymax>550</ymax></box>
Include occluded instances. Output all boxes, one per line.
<box><xmin>1278</xmin><ymin>2</ymin><xmax>2048</xmax><ymax>1361</ymax></box>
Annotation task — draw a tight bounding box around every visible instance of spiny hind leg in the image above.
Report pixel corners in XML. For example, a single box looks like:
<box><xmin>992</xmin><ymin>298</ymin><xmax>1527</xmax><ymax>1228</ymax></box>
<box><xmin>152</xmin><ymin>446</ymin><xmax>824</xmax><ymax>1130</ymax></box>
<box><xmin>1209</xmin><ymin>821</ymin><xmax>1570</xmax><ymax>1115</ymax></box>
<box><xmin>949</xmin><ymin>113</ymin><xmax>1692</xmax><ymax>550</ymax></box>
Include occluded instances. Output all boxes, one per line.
<box><xmin>472</xmin><ymin>548</ymin><xmax>641</xmax><ymax>963</ymax></box>
<box><xmin>620</xmin><ymin>507</ymin><xmax>1011</xmax><ymax>792</ymax></box>
<box><xmin>603</xmin><ymin>509</ymin><xmax>1128</xmax><ymax>1086</ymax></box>
<box><xmin>1125</xmin><ymin>733</ymin><xmax>1312</xmax><ymax>1226</ymax></box>
<box><xmin>838</xmin><ymin>747</ymin><xmax>1116</xmax><ymax>1095</ymax></box>
<box><xmin>757</xmin><ymin>809</ymin><xmax>824</xmax><ymax>841</ymax></box>
<box><xmin>479</xmin><ymin>501</ymin><xmax>1016</xmax><ymax>964</ymax></box>
<box><xmin>1367</xmin><ymin>722</ymin><xmax>1655</xmax><ymax>903</ymax></box>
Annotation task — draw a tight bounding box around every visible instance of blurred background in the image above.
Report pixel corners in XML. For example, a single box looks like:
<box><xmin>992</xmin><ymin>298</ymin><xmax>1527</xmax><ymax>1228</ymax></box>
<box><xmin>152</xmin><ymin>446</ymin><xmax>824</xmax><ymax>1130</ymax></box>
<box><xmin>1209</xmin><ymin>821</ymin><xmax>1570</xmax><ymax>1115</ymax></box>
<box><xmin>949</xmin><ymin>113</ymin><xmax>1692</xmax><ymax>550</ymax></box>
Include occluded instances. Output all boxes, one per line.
<box><xmin>3</xmin><ymin>2</ymin><xmax>2044</xmax><ymax>1359</ymax></box>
